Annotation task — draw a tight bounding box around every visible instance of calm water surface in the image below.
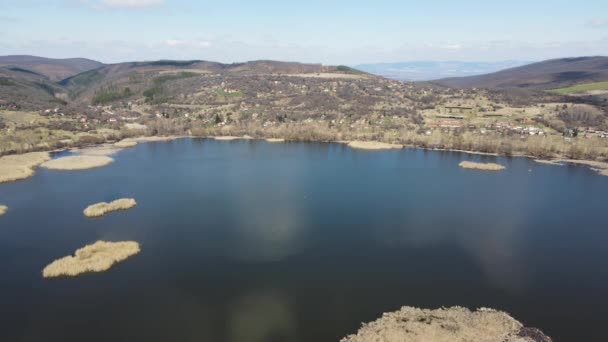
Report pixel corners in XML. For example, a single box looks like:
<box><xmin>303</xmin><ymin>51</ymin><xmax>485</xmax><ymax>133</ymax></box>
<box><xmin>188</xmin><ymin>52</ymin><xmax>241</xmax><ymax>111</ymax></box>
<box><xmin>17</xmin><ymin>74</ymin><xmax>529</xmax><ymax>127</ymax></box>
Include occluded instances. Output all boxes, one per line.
<box><xmin>1</xmin><ymin>139</ymin><xmax>607</xmax><ymax>341</ymax></box>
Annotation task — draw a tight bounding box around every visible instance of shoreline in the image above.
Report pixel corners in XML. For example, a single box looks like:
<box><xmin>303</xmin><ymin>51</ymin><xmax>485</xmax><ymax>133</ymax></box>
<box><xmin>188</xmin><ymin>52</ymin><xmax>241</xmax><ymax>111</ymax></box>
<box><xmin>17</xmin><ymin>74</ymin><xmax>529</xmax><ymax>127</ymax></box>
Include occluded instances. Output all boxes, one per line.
<box><xmin>2</xmin><ymin>135</ymin><xmax>607</xmax><ymax>185</ymax></box>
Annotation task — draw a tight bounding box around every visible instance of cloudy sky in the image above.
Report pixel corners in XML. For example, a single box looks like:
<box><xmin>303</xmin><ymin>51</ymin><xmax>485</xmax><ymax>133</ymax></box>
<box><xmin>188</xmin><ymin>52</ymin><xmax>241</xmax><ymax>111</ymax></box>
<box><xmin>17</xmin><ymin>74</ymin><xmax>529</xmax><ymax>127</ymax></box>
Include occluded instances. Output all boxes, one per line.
<box><xmin>1</xmin><ymin>0</ymin><xmax>607</xmax><ymax>64</ymax></box>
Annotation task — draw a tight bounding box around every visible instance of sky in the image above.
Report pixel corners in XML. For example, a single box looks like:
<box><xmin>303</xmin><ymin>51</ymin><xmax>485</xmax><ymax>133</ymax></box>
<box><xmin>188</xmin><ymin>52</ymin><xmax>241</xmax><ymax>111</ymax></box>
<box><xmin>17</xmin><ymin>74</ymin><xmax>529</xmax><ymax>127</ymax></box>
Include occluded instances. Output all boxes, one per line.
<box><xmin>1</xmin><ymin>0</ymin><xmax>607</xmax><ymax>64</ymax></box>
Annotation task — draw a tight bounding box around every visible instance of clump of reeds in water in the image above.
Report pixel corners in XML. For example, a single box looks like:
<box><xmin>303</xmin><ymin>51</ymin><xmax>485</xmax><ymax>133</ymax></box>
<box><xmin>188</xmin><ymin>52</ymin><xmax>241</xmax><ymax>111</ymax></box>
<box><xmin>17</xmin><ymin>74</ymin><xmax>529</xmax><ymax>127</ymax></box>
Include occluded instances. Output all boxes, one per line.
<box><xmin>0</xmin><ymin>205</ymin><xmax>7</xmax><ymax>216</ymax></box>
<box><xmin>83</xmin><ymin>198</ymin><xmax>137</xmax><ymax>217</ymax></box>
<box><xmin>459</xmin><ymin>161</ymin><xmax>506</xmax><ymax>171</ymax></box>
<box><xmin>347</xmin><ymin>141</ymin><xmax>403</xmax><ymax>150</ymax></box>
<box><xmin>42</xmin><ymin>241</ymin><xmax>140</xmax><ymax>278</ymax></box>
<box><xmin>341</xmin><ymin>306</ymin><xmax>552</xmax><ymax>342</ymax></box>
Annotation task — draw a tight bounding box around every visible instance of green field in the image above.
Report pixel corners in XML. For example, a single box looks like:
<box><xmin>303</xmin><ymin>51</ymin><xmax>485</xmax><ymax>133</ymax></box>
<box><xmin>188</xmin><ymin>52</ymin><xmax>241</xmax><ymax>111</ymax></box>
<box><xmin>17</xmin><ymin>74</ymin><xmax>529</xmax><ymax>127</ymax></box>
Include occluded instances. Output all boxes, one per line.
<box><xmin>550</xmin><ymin>81</ymin><xmax>608</xmax><ymax>94</ymax></box>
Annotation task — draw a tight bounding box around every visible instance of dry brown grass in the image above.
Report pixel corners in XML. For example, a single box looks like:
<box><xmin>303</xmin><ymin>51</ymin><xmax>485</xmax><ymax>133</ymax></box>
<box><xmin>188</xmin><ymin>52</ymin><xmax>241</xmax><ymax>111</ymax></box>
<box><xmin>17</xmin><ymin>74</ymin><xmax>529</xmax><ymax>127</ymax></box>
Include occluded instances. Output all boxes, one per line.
<box><xmin>213</xmin><ymin>136</ymin><xmax>242</xmax><ymax>141</ymax></box>
<box><xmin>459</xmin><ymin>161</ymin><xmax>506</xmax><ymax>171</ymax></box>
<box><xmin>0</xmin><ymin>152</ymin><xmax>51</xmax><ymax>183</ymax></box>
<box><xmin>83</xmin><ymin>198</ymin><xmax>137</xmax><ymax>217</ymax></box>
<box><xmin>114</xmin><ymin>140</ymin><xmax>138</xmax><ymax>148</ymax></box>
<box><xmin>40</xmin><ymin>155</ymin><xmax>113</xmax><ymax>170</ymax></box>
<box><xmin>534</xmin><ymin>159</ymin><xmax>608</xmax><ymax>176</ymax></box>
<box><xmin>128</xmin><ymin>136</ymin><xmax>182</xmax><ymax>142</ymax></box>
<box><xmin>0</xmin><ymin>205</ymin><xmax>7</xmax><ymax>216</ymax></box>
<box><xmin>341</xmin><ymin>306</ymin><xmax>551</xmax><ymax>342</ymax></box>
<box><xmin>75</xmin><ymin>146</ymin><xmax>122</xmax><ymax>156</ymax></box>
<box><xmin>42</xmin><ymin>241</ymin><xmax>140</xmax><ymax>278</ymax></box>
<box><xmin>347</xmin><ymin>141</ymin><xmax>403</xmax><ymax>150</ymax></box>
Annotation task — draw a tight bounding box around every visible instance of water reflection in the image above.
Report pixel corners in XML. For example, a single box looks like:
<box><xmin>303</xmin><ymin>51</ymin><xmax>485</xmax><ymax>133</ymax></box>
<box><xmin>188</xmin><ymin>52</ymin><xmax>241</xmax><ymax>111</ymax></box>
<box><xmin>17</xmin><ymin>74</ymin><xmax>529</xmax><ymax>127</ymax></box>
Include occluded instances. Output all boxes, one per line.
<box><xmin>229</xmin><ymin>290</ymin><xmax>297</xmax><ymax>342</ymax></box>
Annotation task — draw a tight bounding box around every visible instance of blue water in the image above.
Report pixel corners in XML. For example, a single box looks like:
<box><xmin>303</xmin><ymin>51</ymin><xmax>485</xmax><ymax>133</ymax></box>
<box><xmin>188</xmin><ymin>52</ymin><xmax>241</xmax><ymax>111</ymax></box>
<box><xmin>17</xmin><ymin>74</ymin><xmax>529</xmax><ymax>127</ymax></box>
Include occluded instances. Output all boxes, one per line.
<box><xmin>1</xmin><ymin>138</ymin><xmax>607</xmax><ymax>341</ymax></box>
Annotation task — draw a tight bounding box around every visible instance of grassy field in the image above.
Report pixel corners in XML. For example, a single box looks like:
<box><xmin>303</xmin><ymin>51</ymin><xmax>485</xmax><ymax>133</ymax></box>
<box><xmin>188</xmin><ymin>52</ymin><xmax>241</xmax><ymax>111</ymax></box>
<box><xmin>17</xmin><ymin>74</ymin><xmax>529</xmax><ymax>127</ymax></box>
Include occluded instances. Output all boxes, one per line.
<box><xmin>550</xmin><ymin>81</ymin><xmax>608</xmax><ymax>94</ymax></box>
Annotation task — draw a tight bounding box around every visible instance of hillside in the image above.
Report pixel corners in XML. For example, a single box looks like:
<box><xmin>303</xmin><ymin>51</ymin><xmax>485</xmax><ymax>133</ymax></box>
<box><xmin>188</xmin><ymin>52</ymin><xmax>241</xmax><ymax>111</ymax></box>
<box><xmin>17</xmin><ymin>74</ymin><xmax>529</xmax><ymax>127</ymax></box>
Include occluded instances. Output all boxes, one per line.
<box><xmin>0</xmin><ymin>55</ymin><xmax>104</xmax><ymax>82</ymax></box>
<box><xmin>436</xmin><ymin>56</ymin><xmax>608</xmax><ymax>89</ymax></box>
<box><xmin>1</xmin><ymin>55</ymin><xmax>608</xmax><ymax>162</ymax></box>
<box><xmin>0</xmin><ymin>66</ymin><xmax>68</xmax><ymax>110</ymax></box>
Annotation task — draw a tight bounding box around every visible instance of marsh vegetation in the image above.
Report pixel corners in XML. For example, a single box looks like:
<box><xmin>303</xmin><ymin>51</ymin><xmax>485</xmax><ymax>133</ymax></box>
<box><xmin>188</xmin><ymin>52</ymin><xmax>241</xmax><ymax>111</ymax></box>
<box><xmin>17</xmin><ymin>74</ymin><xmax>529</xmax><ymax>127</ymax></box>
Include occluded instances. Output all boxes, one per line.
<box><xmin>42</xmin><ymin>241</ymin><xmax>140</xmax><ymax>278</ymax></box>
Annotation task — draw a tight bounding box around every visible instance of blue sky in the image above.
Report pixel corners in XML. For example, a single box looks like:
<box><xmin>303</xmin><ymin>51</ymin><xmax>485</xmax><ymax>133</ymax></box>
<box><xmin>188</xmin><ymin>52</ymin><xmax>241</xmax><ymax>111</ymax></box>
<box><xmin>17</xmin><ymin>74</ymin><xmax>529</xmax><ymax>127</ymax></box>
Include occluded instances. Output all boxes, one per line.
<box><xmin>1</xmin><ymin>0</ymin><xmax>607</xmax><ymax>64</ymax></box>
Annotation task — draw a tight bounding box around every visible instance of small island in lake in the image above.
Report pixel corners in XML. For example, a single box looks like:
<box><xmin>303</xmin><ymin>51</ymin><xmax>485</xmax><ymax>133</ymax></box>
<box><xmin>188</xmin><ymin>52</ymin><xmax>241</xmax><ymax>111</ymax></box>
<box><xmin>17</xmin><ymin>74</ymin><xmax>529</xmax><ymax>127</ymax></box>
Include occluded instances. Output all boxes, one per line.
<box><xmin>42</xmin><ymin>241</ymin><xmax>140</xmax><ymax>278</ymax></box>
<box><xmin>347</xmin><ymin>141</ymin><xmax>403</xmax><ymax>150</ymax></box>
<box><xmin>83</xmin><ymin>198</ymin><xmax>137</xmax><ymax>217</ymax></box>
<box><xmin>459</xmin><ymin>161</ymin><xmax>506</xmax><ymax>171</ymax></box>
<box><xmin>265</xmin><ymin>138</ymin><xmax>286</xmax><ymax>143</ymax></box>
<box><xmin>341</xmin><ymin>306</ymin><xmax>552</xmax><ymax>342</ymax></box>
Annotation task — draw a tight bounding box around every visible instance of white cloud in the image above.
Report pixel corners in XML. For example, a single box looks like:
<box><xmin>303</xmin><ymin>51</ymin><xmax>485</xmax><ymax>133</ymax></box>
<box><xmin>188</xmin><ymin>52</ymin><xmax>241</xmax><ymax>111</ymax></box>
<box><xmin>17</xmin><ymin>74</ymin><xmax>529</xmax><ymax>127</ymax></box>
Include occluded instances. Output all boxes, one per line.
<box><xmin>1</xmin><ymin>37</ymin><xmax>606</xmax><ymax>65</ymax></box>
<box><xmin>588</xmin><ymin>18</ymin><xmax>608</xmax><ymax>29</ymax></box>
<box><xmin>165</xmin><ymin>39</ymin><xmax>183</xmax><ymax>46</ymax></box>
<box><xmin>100</xmin><ymin>0</ymin><xmax>163</xmax><ymax>8</ymax></box>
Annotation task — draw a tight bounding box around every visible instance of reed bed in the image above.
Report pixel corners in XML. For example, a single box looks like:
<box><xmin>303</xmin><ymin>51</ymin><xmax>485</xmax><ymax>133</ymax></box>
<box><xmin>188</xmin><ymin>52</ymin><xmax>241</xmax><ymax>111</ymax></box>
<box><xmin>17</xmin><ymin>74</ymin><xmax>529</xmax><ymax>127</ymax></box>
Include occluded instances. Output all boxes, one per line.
<box><xmin>40</xmin><ymin>155</ymin><xmax>113</xmax><ymax>170</ymax></box>
<box><xmin>76</xmin><ymin>146</ymin><xmax>121</xmax><ymax>156</ymax></box>
<box><xmin>459</xmin><ymin>161</ymin><xmax>506</xmax><ymax>171</ymax></box>
<box><xmin>0</xmin><ymin>205</ymin><xmax>7</xmax><ymax>216</ymax></box>
<box><xmin>42</xmin><ymin>241</ymin><xmax>140</xmax><ymax>278</ymax></box>
<box><xmin>114</xmin><ymin>140</ymin><xmax>138</xmax><ymax>148</ymax></box>
<box><xmin>0</xmin><ymin>152</ymin><xmax>50</xmax><ymax>183</ymax></box>
<box><xmin>213</xmin><ymin>136</ymin><xmax>242</xmax><ymax>141</ymax></box>
<box><xmin>347</xmin><ymin>141</ymin><xmax>403</xmax><ymax>150</ymax></box>
<box><xmin>83</xmin><ymin>198</ymin><xmax>137</xmax><ymax>217</ymax></box>
<box><xmin>341</xmin><ymin>306</ymin><xmax>551</xmax><ymax>342</ymax></box>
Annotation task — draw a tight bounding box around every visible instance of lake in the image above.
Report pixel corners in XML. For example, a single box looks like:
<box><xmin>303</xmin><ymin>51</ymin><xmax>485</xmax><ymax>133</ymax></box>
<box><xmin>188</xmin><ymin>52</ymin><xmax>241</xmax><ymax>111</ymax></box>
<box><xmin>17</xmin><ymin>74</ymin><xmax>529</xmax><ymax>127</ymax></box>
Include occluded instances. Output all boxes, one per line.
<box><xmin>1</xmin><ymin>138</ymin><xmax>607</xmax><ymax>341</ymax></box>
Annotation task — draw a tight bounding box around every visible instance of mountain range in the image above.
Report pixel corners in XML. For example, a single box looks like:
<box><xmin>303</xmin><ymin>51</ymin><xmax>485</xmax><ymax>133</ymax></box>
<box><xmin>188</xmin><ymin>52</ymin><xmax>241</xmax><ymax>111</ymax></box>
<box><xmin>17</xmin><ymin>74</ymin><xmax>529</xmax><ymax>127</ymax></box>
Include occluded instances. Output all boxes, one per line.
<box><xmin>355</xmin><ymin>61</ymin><xmax>530</xmax><ymax>81</ymax></box>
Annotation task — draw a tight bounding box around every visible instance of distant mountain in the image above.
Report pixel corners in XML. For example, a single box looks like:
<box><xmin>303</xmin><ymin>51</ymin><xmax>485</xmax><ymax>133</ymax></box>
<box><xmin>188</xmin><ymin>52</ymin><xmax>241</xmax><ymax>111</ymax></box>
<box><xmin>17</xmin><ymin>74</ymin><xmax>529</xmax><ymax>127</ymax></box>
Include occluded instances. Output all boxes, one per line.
<box><xmin>0</xmin><ymin>55</ymin><xmax>104</xmax><ymax>82</ymax></box>
<box><xmin>355</xmin><ymin>61</ymin><xmax>530</xmax><ymax>81</ymax></box>
<box><xmin>435</xmin><ymin>56</ymin><xmax>608</xmax><ymax>89</ymax></box>
<box><xmin>0</xmin><ymin>57</ymin><xmax>371</xmax><ymax>109</ymax></box>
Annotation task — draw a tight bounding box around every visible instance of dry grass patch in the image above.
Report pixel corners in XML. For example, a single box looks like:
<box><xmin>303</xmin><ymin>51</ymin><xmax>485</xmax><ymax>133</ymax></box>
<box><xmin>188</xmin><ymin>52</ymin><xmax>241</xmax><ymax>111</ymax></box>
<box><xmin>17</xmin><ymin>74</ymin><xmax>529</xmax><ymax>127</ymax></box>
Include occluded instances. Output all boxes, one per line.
<box><xmin>0</xmin><ymin>205</ymin><xmax>7</xmax><ymax>216</ymax></box>
<box><xmin>0</xmin><ymin>152</ymin><xmax>51</xmax><ymax>183</ymax></box>
<box><xmin>42</xmin><ymin>241</ymin><xmax>140</xmax><ymax>278</ymax></box>
<box><xmin>341</xmin><ymin>306</ymin><xmax>551</xmax><ymax>342</ymax></box>
<box><xmin>41</xmin><ymin>155</ymin><xmax>113</xmax><ymax>170</ymax></box>
<box><xmin>128</xmin><ymin>136</ymin><xmax>181</xmax><ymax>142</ymax></box>
<box><xmin>459</xmin><ymin>161</ymin><xmax>506</xmax><ymax>171</ymax></box>
<box><xmin>534</xmin><ymin>159</ymin><xmax>608</xmax><ymax>176</ymax></box>
<box><xmin>214</xmin><ymin>136</ymin><xmax>241</xmax><ymax>141</ymax></box>
<box><xmin>114</xmin><ymin>140</ymin><xmax>138</xmax><ymax>148</ymax></box>
<box><xmin>347</xmin><ymin>141</ymin><xmax>403</xmax><ymax>150</ymax></box>
<box><xmin>75</xmin><ymin>145</ymin><xmax>122</xmax><ymax>156</ymax></box>
<box><xmin>84</xmin><ymin>198</ymin><xmax>137</xmax><ymax>218</ymax></box>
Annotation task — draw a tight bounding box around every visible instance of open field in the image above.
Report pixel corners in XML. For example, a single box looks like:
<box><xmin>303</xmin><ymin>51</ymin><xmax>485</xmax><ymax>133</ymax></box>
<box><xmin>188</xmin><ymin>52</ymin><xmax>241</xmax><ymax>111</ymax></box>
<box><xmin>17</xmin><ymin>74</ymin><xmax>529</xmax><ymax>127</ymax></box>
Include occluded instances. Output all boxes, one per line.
<box><xmin>341</xmin><ymin>306</ymin><xmax>551</xmax><ymax>342</ymax></box>
<box><xmin>42</xmin><ymin>241</ymin><xmax>140</xmax><ymax>278</ymax></box>
<box><xmin>550</xmin><ymin>81</ymin><xmax>608</xmax><ymax>94</ymax></box>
